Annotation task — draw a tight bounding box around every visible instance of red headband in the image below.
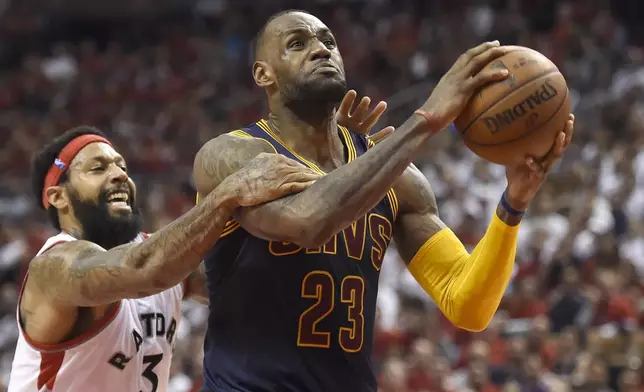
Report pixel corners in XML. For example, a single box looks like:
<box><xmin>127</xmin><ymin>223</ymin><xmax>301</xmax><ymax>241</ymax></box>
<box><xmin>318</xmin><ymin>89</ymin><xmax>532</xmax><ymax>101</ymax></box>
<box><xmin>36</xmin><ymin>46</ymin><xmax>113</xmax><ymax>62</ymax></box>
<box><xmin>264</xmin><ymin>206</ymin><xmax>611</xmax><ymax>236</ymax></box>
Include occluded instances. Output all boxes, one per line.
<box><xmin>42</xmin><ymin>134</ymin><xmax>112</xmax><ymax>209</ymax></box>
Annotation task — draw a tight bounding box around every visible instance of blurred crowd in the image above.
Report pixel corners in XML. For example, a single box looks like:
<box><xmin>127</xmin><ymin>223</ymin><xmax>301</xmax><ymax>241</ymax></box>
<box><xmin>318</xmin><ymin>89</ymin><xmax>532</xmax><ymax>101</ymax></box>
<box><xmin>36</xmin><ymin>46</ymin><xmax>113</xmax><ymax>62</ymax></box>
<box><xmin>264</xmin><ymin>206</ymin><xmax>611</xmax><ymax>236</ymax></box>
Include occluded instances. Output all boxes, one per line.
<box><xmin>1</xmin><ymin>0</ymin><xmax>643</xmax><ymax>391</ymax></box>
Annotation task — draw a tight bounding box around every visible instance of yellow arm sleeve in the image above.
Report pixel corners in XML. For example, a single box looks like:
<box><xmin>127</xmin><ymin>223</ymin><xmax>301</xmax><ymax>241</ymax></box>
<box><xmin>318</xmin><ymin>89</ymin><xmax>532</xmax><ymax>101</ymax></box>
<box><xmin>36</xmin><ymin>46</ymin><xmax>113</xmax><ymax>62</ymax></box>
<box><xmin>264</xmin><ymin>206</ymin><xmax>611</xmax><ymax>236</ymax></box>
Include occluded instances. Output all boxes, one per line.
<box><xmin>407</xmin><ymin>213</ymin><xmax>519</xmax><ymax>332</ymax></box>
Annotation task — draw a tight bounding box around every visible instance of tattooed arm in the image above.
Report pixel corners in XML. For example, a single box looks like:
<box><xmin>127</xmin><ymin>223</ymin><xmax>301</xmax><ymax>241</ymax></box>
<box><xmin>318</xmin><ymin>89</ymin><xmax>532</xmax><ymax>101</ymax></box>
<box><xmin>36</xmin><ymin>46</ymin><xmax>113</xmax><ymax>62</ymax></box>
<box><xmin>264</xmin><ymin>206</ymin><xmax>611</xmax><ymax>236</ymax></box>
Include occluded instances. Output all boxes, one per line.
<box><xmin>27</xmin><ymin>186</ymin><xmax>237</xmax><ymax>308</ymax></box>
<box><xmin>27</xmin><ymin>153</ymin><xmax>318</xmax><ymax>308</ymax></box>
<box><xmin>193</xmin><ymin>115</ymin><xmax>432</xmax><ymax>248</ymax></box>
<box><xmin>392</xmin><ymin>165</ymin><xmax>521</xmax><ymax>331</ymax></box>
<box><xmin>193</xmin><ymin>135</ymin><xmax>275</xmax><ymax>197</ymax></box>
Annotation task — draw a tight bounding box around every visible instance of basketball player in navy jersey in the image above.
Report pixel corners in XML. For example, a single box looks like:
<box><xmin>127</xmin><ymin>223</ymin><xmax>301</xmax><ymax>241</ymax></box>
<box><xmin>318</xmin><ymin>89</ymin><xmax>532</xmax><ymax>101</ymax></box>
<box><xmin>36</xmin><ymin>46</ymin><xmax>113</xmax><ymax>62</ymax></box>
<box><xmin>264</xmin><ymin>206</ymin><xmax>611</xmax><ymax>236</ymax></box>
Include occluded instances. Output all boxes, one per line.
<box><xmin>193</xmin><ymin>10</ymin><xmax>575</xmax><ymax>392</ymax></box>
<box><xmin>10</xmin><ymin>125</ymin><xmax>325</xmax><ymax>392</ymax></box>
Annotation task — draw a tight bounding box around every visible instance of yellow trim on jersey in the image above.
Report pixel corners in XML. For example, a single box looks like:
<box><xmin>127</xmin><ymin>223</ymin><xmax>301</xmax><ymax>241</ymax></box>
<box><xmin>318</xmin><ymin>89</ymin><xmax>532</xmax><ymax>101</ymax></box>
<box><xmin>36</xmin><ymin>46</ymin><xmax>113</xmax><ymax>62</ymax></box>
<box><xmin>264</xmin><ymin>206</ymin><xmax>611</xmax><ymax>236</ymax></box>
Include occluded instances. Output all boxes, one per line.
<box><xmin>221</xmin><ymin>220</ymin><xmax>241</xmax><ymax>237</ymax></box>
<box><xmin>338</xmin><ymin>126</ymin><xmax>357</xmax><ymax>162</ymax></box>
<box><xmin>256</xmin><ymin>120</ymin><xmax>397</xmax><ymax>220</ymax></box>
<box><xmin>230</xmin><ymin>129</ymin><xmax>252</xmax><ymax>138</ymax></box>
<box><xmin>257</xmin><ymin>120</ymin><xmax>326</xmax><ymax>174</ymax></box>
<box><xmin>386</xmin><ymin>189</ymin><xmax>399</xmax><ymax>220</ymax></box>
<box><xmin>230</xmin><ymin>128</ymin><xmax>279</xmax><ymax>153</ymax></box>
<box><xmin>258</xmin><ymin>138</ymin><xmax>279</xmax><ymax>153</ymax></box>
<box><xmin>367</xmin><ymin>139</ymin><xmax>376</xmax><ymax>149</ymax></box>
<box><xmin>339</xmin><ymin>128</ymin><xmax>397</xmax><ymax>220</ymax></box>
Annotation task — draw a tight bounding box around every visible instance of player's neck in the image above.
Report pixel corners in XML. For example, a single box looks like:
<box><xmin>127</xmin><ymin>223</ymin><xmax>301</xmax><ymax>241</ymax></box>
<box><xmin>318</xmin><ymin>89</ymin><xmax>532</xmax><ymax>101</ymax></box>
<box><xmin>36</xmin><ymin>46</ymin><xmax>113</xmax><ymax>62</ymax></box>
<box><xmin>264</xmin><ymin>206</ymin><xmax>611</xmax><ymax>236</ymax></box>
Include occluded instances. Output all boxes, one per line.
<box><xmin>267</xmin><ymin>106</ymin><xmax>344</xmax><ymax>170</ymax></box>
<box><xmin>59</xmin><ymin>214</ymin><xmax>91</xmax><ymax>243</ymax></box>
<box><xmin>59</xmin><ymin>218</ymin><xmax>84</xmax><ymax>240</ymax></box>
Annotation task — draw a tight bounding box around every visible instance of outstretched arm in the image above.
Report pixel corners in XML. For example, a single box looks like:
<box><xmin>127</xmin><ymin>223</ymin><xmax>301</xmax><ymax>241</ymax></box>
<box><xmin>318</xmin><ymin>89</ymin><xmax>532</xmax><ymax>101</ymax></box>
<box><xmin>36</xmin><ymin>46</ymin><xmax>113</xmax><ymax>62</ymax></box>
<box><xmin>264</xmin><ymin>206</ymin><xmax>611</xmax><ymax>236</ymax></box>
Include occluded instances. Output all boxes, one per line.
<box><xmin>392</xmin><ymin>165</ymin><xmax>520</xmax><ymax>332</ymax></box>
<box><xmin>394</xmin><ymin>115</ymin><xmax>575</xmax><ymax>332</ymax></box>
<box><xmin>28</xmin><ymin>153</ymin><xmax>319</xmax><ymax>308</ymax></box>
<box><xmin>27</xmin><ymin>184</ymin><xmax>237</xmax><ymax>307</ymax></box>
<box><xmin>193</xmin><ymin>42</ymin><xmax>509</xmax><ymax>248</ymax></box>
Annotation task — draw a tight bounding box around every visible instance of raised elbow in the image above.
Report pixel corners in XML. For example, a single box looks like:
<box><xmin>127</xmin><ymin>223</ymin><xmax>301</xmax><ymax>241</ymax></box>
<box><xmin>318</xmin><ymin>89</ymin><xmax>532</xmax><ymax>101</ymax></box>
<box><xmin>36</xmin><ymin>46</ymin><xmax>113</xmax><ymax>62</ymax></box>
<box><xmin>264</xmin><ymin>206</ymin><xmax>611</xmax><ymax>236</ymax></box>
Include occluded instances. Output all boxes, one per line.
<box><xmin>444</xmin><ymin>295</ymin><xmax>497</xmax><ymax>332</ymax></box>
<box><xmin>449</xmin><ymin>314</ymin><xmax>491</xmax><ymax>333</ymax></box>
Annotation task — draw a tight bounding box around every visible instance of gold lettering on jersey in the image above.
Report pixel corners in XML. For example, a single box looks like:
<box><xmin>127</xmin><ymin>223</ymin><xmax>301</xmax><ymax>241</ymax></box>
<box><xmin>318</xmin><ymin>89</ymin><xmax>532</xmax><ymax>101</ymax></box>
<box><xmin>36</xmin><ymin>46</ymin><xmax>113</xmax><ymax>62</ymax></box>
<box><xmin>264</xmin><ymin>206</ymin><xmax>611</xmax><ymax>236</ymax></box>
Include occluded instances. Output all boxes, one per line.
<box><xmin>305</xmin><ymin>247</ymin><xmax>321</xmax><ymax>254</ymax></box>
<box><xmin>305</xmin><ymin>234</ymin><xmax>337</xmax><ymax>255</ymax></box>
<box><xmin>368</xmin><ymin>213</ymin><xmax>393</xmax><ymax>271</ymax></box>
<box><xmin>343</xmin><ymin>216</ymin><xmax>367</xmax><ymax>260</ymax></box>
<box><xmin>268</xmin><ymin>212</ymin><xmax>393</xmax><ymax>268</ymax></box>
<box><xmin>323</xmin><ymin>234</ymin><xmax>337</xmax><ymax>254</ymax></box>
<box><xmin>269</xmin><ymin>241</ymin><xmax>301</xmax><ymax>256</ymax></box>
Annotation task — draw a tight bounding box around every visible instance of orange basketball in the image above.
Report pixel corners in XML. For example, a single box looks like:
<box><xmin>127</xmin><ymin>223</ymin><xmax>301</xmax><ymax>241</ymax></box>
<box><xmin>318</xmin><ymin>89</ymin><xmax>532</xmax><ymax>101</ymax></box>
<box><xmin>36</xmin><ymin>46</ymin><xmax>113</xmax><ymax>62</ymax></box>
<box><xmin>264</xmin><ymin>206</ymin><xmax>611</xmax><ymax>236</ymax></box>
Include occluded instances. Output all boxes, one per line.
<box><xmin>453</xmin><ymin>46</ymin><xmax>571</xmax><ymax>166</ymax></box>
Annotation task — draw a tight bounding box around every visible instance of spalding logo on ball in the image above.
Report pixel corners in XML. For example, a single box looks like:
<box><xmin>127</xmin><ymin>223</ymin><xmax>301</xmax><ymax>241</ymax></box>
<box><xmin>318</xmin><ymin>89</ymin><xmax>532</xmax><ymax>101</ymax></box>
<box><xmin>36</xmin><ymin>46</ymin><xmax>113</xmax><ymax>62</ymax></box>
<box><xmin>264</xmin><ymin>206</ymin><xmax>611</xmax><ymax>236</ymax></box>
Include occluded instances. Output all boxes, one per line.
<box><xmin>483</xmin><ymin>78</ymin><xmax>559</xmax><ymax>135</ymax></box>
<box><xmin>453</xmin><ymin>46</ymin><xmax>571</xmax><ymax>166</ymax></box>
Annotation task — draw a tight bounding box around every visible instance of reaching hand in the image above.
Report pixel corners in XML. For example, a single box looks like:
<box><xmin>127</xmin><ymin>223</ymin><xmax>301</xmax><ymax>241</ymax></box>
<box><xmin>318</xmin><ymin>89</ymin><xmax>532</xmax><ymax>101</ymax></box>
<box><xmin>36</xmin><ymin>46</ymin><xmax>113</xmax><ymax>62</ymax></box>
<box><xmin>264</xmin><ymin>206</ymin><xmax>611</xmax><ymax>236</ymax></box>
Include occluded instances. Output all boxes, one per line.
<box><xmin>226</xmin><ymin>153</ymin><xmax>322</xmax><ymax>207</ymax></box>
<box><xmin>505</xmin><ymin>114</ymin><xmax>576</xmax><ymax>210</ymax></box>
<box><xmin>337</xmin><ymin>90</ymin><xmax>395</xmax><ymax>145</ymax></box>
<box><xmin>419</xmin><ymin>41</ymin><xmax>510</xmax><ymax>131</ymax></box>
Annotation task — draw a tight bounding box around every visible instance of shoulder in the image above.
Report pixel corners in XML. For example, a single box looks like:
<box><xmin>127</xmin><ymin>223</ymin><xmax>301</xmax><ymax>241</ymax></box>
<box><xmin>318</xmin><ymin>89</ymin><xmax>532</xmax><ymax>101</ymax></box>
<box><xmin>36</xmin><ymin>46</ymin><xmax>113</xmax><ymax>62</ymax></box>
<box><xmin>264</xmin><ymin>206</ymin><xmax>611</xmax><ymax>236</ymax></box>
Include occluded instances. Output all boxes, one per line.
<box><xmin>193</xmin><ymin>132</ymin><xmax>277</xmax><ymax>196</ymax></box>
<box><xmin>23</xmin><ymin>241</ymin><xmax>105</xmax><ymax>311</ymax></box>
<box><xmin>28</xmin><ymin>240</ymin><xmax>105</xmax><ymax>286</ymax></box>
<box><xmin>195</xmin><ymin>133</ymin><xmax>276</xmax><ymax>167</ymax></box>
<box><xmin>392</xmin><ymin>163</ymin><xmax>438</xmax><ymax>216</ymax></box>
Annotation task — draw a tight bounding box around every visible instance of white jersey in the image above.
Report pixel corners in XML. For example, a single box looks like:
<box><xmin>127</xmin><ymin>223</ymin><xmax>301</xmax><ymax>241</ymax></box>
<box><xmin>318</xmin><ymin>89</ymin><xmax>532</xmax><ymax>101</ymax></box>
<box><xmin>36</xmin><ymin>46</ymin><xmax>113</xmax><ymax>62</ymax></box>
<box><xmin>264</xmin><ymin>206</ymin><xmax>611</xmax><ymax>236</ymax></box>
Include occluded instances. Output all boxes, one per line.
<box><xmin>8</xmin><ymin>232</ymin><xmax>184</xmax><ymax>392</ymax></box>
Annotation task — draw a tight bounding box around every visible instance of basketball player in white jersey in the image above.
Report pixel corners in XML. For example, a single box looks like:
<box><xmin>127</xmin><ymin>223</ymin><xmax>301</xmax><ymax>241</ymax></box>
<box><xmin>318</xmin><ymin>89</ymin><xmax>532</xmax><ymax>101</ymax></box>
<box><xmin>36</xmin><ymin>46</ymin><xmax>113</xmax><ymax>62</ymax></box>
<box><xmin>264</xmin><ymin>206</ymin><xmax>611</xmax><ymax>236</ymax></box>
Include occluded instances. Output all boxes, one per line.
<box><xmin>8</xmin><ymin>92</ymin><xmax>390</xmax><ymax>391</ymax></box>
<box><xmin>7</xmin><ymin>126</ymin><xmax>322</xmax><ymax>392</ymax></box>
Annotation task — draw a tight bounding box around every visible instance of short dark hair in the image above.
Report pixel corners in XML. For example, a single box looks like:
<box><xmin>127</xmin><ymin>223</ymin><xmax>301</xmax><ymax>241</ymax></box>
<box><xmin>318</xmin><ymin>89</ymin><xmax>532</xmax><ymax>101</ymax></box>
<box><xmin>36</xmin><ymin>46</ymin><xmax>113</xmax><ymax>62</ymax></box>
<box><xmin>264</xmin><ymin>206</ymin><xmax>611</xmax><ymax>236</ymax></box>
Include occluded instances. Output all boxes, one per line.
<box><xmin>254</xmin><ymin>9</ymin><xmax>311</xmax><ymax>61</ymax></box>
<box><xmin>31</xmin><ymin>126</ymin><xmax>106</xmax><ymax>230</ymax></box>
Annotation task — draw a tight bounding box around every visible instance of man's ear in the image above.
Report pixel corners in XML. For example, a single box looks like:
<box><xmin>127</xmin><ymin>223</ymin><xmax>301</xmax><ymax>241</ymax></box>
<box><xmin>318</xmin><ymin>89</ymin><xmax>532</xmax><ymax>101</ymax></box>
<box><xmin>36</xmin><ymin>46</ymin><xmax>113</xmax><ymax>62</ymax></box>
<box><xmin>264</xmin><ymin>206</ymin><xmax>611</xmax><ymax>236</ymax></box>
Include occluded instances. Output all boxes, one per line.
<box><xmin>253</xmin><ymin>61</ymin><xmax>275</xmax><ymax>88</ymax></box>
<box><xmin>46</xmin><ymin>185</ymin><xmax>69</xmax><ymax>211</ymax></box>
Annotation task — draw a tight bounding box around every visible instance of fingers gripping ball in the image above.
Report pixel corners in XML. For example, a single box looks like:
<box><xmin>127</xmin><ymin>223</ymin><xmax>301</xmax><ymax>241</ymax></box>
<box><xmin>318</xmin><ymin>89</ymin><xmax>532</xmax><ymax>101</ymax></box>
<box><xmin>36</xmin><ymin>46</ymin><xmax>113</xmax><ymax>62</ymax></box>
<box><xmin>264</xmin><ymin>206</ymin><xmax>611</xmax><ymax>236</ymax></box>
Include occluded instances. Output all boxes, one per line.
<box><xmin>453</xmin><ymin>46</ymin><xmax>571</xmax><ymax>166</ymax></box>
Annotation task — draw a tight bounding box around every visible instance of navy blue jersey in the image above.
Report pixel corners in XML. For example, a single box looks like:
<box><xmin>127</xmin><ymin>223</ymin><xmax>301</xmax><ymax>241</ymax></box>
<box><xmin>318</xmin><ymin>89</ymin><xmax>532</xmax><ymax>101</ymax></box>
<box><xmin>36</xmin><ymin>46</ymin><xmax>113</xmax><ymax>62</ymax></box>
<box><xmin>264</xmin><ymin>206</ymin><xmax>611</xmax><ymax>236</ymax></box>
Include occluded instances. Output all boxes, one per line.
<box><xmin>200</xmin><ymin>120</ymin><xmax>398</xmax><ymax>392</ymax></box>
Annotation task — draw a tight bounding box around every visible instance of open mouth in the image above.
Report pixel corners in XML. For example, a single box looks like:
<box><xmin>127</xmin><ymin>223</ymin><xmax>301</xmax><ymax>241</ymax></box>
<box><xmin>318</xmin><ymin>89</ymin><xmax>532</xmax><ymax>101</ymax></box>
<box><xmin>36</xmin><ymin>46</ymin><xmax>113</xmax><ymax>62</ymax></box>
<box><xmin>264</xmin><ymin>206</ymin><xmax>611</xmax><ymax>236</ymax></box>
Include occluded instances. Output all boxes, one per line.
<box><xmin>106</xmin><ymin>190</ymin><xmax>130</xmax><ymax>208</ymax></box>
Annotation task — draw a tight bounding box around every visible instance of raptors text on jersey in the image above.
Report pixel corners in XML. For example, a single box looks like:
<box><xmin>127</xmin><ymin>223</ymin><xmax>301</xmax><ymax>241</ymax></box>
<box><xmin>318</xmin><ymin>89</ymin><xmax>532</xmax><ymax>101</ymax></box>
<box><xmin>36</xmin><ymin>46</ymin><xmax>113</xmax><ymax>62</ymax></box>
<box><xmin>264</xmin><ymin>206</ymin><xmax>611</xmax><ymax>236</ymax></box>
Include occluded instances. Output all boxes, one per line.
<box><xmin>8</xmin><ymin>232</ymin><xmax>184</xmax><ymax>392</ymax></box>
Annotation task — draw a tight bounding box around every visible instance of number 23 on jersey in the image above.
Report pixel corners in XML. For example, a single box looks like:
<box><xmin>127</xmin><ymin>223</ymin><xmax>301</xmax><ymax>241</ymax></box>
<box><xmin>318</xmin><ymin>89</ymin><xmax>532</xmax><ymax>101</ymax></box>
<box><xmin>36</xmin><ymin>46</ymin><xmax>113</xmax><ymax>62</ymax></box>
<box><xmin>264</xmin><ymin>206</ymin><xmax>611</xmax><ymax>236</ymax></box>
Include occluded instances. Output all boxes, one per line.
<box><xmin>297</xmin><ymin>271</ymin><xmax>365</xmax><ymax>352</ymax></box>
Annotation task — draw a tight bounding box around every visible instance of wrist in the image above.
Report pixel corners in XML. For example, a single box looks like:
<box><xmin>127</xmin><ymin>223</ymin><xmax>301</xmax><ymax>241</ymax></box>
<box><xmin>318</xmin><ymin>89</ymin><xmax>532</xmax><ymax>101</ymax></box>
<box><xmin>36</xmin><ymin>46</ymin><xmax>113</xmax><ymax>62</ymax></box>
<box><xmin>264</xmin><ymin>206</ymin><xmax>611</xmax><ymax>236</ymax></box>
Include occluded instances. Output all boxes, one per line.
<box><xmin>413</xmin><ymin>108</ymin><xmax>444</xmax><ymax>135</ymax></box>
<box><xmin>501</xmin><ymin>190</ymin><xmax>528</xmax><ymax>215</ymax></box>
<box><xmin>496</xmin><ymin>193</ymin><xmax>524</xmax><ymax>227</ymax></box>
<box><xmin>211</xmin><ymin>180</ymin><xmax>240</xmax><ymax>210</ymax></box>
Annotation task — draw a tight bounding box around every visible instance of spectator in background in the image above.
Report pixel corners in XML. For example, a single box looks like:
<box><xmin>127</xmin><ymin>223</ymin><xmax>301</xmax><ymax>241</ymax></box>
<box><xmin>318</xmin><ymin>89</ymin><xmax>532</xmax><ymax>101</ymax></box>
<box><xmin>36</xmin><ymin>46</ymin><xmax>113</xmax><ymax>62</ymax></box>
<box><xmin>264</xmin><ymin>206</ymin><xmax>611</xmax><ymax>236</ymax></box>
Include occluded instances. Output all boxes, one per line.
<box><xmin>553</xmin><ymin>327</ymin><xmax>583</xmax><ymax>381</ymax></box>
<box><xmin>379</xmin><ymin>356</ymin><xmax>410</xmax><ymax>392</ymax></box>
<box><xmin>405</xmin><ymin>338</ymin><xmax>435</xmax><ymax>391</ymax></box>
<box><xmin>549</xmin><ymin>266</ymin><xmax>593</xmax><ymax>333</ymax></box>
<box><xmin>504</xmin><ymin>276</ymin><xmax>547</xmax><ymax>319</ymax></box>
<box><xmin>620</xmin><ymin>369</ymin><xmax>644</xmax><ymax>392</ymax></box>
<box><xmin>463</xmin><ymin>359</ymin><xmax>500</xmax><ymax>392</ymax></box>
<box><xmin>518</xmin><ymin>353</ymin><xmax>567</xmax><ymax>392</ymax></box>
<box><xmin>573</xmin><ymin>356</ymin><xmax>616</xmax><ymax>392</ymax></box>
<box><xmin>447</xmin><ymin>339</ymin><xmax>491</xmax><ymax>390</ymax></box>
